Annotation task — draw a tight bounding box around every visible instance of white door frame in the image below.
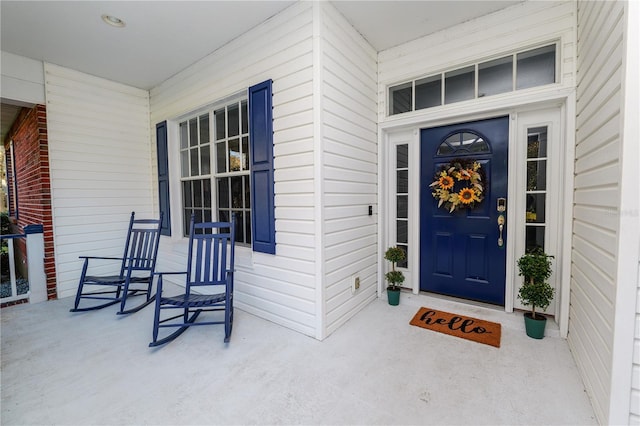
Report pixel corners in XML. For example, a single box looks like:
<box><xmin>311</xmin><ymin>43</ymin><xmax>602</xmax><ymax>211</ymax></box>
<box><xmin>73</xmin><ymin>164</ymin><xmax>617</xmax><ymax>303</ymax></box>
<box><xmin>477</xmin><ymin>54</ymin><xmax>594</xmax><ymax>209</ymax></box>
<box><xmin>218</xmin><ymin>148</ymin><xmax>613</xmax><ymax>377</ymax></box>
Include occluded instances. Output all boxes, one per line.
<box><xmin>378</xmin><ymin>94</ymin><xmax>575</xmax><ymax>337</ymax></box>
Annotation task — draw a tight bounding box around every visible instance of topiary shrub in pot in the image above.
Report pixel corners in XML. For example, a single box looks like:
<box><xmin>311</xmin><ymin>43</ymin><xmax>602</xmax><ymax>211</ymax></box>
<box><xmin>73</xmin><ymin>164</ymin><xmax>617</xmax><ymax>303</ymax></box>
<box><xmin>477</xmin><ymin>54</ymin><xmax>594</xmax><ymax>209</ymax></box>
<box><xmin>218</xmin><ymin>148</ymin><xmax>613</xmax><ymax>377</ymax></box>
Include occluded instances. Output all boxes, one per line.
<box><xmin>384</xmin><ymin>246</ymin><xmax>405</xmax><ymax>306</ymax></box>
<box><xmin>517</xmin><ymin>248</ymin><xmax>554</xmax><ymax>339</ymax></box>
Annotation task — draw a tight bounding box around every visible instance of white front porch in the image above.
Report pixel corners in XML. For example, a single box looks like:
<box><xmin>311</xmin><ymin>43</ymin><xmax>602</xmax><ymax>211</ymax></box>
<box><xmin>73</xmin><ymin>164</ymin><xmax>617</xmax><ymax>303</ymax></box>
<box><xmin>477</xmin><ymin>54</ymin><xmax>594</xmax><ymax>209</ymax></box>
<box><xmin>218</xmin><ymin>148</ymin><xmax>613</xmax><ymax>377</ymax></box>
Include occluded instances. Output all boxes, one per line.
<box><xmin>1</xmin><ymin>293</ymin><xmax>595</xmax><ymax>425</ymax></box>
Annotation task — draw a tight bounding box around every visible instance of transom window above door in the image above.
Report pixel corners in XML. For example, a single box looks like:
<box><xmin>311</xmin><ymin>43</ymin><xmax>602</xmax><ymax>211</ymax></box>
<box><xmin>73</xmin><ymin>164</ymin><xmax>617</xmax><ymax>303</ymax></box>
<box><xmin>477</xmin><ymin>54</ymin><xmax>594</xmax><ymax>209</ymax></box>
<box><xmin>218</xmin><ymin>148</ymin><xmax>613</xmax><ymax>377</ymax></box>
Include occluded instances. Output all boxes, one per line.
<box><xmin>389</xmin><ymin>44</ymin><xmax>556</xmax><ymax>116</ymax></box>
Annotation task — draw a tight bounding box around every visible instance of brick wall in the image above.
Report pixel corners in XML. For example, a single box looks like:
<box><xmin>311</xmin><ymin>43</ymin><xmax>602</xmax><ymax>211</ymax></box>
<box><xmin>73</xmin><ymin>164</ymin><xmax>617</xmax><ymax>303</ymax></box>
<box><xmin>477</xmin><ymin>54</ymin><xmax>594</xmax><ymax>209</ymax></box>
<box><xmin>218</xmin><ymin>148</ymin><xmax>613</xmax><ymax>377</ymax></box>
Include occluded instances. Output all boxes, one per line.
<box><xmin>4</xmin><ymin>105</ymin><xmax>57</xmax><ymax>300</ymax></box>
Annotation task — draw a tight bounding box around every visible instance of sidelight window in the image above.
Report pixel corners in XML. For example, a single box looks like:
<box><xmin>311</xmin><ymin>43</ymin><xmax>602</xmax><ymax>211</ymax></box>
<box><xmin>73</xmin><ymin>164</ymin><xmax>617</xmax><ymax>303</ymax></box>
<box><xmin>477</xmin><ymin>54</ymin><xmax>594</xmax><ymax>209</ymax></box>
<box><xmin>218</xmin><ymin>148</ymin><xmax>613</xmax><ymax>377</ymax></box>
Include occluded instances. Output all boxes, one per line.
<box><xmin>395</xmin><ymin>144</ymin><xmax>409</xmax><ymax>268</ymax></box>
<box><xmin>525</xmin><ymin>126</ymin><xmax>548</xmax><ymax>251</ymax></box>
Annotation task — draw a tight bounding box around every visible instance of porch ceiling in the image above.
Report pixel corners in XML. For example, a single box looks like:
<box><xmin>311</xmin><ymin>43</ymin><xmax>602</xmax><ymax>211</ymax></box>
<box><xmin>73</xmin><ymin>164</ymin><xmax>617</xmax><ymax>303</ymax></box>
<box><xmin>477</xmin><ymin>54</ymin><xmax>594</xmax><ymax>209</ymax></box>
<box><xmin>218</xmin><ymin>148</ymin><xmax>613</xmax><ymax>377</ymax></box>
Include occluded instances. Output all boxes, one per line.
<box><xmin>1</xmin><ymin>0</ymin><xmax>522</xmax><ymax>91</ymax></box>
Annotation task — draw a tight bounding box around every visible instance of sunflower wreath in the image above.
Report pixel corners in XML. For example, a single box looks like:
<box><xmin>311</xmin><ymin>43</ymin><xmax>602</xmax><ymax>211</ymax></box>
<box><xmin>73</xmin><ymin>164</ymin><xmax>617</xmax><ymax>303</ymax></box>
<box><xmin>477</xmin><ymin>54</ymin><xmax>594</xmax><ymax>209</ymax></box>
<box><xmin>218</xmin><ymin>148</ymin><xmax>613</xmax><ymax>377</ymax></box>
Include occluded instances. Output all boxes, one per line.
<box><xmin>430</xmin><ymin>158</ymin><xmax>485</xmax><ymax>213</ymax></box>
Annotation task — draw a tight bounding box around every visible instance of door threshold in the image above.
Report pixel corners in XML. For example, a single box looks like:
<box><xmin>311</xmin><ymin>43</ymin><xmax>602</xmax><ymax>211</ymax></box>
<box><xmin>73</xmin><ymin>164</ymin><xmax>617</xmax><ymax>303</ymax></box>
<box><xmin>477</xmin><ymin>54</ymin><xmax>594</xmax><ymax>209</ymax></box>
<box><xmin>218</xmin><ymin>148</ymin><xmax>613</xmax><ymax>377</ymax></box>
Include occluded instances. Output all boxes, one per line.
<box><xmin>419</xmin><ymin>292</ymin><xmax>505</xmax><ymax>312</ymax></box>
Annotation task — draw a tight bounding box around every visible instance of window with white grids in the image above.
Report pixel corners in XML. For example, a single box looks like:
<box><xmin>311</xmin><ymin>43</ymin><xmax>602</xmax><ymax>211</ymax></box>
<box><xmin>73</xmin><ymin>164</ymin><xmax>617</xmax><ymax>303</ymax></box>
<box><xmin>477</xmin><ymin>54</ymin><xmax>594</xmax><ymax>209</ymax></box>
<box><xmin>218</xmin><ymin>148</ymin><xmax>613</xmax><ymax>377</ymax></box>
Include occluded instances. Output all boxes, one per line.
<box><xmin>179</xmin><ymin>99</ymin><xmax>251</xmax><ymax>244</ymax></box>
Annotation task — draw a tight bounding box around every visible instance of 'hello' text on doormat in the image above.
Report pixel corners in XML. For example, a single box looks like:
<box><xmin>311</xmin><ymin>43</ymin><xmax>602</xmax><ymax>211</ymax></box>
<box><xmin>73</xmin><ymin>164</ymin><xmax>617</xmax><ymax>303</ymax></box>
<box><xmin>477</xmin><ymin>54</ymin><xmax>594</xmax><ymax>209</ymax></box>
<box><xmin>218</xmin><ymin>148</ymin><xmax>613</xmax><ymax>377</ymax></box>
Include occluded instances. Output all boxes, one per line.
<box><xmin>409</xmin><ymin>307</ymin><xmax>501</xmax><ymax>348</ymax></box>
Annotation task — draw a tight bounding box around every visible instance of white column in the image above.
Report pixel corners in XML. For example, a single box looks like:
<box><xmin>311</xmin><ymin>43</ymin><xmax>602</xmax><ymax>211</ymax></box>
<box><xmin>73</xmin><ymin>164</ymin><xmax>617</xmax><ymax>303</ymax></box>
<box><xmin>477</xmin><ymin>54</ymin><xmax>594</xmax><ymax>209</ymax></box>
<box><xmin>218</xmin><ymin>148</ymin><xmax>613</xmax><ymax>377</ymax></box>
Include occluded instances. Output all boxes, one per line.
<box><xmin>25</xmin><ymin>225</ymin><xmax>47</xmax><ymax>304</ymax></box>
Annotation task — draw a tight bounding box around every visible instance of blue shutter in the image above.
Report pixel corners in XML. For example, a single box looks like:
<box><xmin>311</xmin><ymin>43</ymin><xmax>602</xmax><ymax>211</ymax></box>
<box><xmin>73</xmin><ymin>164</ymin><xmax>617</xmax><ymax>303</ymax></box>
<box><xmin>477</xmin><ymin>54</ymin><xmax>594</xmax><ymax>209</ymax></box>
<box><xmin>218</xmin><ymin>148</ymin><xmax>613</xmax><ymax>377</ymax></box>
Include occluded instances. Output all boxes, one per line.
<box><xmin>248</xmin><ymin>80</ymin><xmax>275</xmax><ymax>254</ymax></box>
<box><xmin>156</xmin><ymin>121</ymin><xmax>171</xmax><ymax>236</ymax></box>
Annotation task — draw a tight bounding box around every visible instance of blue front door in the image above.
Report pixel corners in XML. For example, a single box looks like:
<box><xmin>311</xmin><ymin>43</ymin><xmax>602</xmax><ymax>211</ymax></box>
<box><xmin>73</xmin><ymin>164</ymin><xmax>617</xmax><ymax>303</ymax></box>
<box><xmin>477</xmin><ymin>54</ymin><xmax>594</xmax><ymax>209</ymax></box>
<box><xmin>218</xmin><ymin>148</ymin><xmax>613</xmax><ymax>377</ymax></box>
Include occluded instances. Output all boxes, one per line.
<box><xmin>420</xmin><ymin>116</ymin><xmax>509</xmax><ymax>305</ymax></box>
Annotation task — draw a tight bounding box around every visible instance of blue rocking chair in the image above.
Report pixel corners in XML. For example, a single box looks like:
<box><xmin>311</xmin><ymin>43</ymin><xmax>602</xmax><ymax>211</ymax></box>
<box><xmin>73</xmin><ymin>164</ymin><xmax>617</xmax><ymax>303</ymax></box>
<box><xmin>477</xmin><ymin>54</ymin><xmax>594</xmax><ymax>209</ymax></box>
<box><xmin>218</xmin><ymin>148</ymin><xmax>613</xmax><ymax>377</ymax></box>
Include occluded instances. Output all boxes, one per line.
<box><xmin>149</xmin><ymin>215</ymin><xmax>235</xmax><ymax>347</ymax></box>
<box><xmin>70</xmin><ymin>212</ymin><xmax>162</xmax><ymax>315</ymax></box>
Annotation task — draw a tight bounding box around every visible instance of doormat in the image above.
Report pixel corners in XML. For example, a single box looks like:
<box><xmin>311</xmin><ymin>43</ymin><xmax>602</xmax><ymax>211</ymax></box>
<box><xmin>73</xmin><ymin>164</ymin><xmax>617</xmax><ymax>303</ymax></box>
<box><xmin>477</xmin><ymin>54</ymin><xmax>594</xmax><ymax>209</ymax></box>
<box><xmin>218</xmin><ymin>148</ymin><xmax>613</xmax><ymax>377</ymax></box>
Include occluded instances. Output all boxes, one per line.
<box><xmin>409</xmin><ymin>307</ymin><xmax>501</xmax><ymax>348</ymax></box>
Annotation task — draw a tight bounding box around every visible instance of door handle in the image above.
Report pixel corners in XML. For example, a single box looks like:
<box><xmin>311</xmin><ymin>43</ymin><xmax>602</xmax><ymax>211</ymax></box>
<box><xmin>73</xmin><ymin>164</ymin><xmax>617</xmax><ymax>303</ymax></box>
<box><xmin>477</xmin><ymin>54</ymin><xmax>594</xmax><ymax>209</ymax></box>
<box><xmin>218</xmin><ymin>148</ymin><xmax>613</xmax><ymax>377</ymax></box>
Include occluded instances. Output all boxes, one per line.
<box><xmin>497</xmin><ymin>215</ymin><xmax>505</xmax><ymax>247</ymax></box>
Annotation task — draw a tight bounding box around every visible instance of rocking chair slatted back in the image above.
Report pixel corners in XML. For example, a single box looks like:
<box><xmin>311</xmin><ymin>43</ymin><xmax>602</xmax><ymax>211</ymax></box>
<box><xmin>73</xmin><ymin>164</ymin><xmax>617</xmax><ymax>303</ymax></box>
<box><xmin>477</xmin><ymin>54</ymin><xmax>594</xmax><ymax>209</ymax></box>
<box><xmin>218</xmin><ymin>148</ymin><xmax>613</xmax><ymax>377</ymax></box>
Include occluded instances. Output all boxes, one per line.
<box><xmin>124</xmin><ymin>220</ymin><xmax>162</xmax><ymax>272</ymax></box>
<box><xmin>188</xmin><ymin>223</ymin><xmax>233</xmax><ymax>289</ymax></box>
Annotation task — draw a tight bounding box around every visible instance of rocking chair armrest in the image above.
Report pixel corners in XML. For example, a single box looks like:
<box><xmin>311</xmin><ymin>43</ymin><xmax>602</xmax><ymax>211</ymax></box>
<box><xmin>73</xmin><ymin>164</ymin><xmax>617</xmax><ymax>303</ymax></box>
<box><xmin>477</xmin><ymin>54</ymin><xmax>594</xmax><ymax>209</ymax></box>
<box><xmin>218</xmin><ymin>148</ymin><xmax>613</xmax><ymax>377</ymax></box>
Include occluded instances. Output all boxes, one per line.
<box><xmin>79</xmin><ymin>256</ymin><xmax>124</xmax><ymax>261</ymax></box>
<box><xmin>153</xmin><ymin>271</ymin><xmax>188</xmax><ymax>276</ymax></box>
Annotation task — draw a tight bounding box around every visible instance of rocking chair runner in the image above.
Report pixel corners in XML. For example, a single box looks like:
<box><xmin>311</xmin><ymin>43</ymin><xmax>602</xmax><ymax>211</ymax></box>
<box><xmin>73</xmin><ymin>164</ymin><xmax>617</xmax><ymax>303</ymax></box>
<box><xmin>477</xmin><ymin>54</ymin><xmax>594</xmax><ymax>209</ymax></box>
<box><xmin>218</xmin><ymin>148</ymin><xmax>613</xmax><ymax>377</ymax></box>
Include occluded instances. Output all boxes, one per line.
<box><xmin>70</xmin><ymin>212</ymin><xmax>162</xmax><ymax>315</ymax></box>
<box><xmin>150</xmin><ymin>215</ymin><xmax>235</xmax><ymax>347</ymax></box>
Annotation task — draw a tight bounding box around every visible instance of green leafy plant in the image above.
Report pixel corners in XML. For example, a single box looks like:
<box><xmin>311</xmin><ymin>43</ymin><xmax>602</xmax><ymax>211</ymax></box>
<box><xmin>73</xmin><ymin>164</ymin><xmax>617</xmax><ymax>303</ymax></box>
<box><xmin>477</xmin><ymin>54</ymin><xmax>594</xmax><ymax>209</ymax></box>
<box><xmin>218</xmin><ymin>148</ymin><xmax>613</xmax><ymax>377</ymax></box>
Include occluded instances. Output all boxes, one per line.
<box><xmin>1</xmin><ymin>212</ymin><xmax>10</xmax><ymax>235</ymax></box>
<box><xmin>517</xmin><ymin>248</ymin><xmax>554</xmax><ymax>320</ymax></box>
<box><xmin>1</xmin><ymin>212</ymin><xmax>10</xmax><ymax>275</ymax></box>
<box><xmin>384</xmin><ymin>246</ymin><xmax>406</xmax><ymax>291</ymax></box>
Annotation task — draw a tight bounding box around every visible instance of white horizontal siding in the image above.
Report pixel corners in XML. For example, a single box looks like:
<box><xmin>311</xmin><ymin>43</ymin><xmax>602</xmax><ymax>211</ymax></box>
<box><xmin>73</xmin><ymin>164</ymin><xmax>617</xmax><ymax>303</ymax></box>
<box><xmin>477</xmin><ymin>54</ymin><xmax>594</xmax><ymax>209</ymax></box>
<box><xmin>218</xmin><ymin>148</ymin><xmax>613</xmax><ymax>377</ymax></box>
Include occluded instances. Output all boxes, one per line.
<box><xmin>320</xmin><ymin>3</ymin><xmax>378</xmax><ymax>335</ymax></box>
<box><xmin>570</xmin><ymin>1</ymin><xmax>626</xmax><ymax>424</ymax></box>
<box><xmin>149</xmin><ymin>2</ymin><xmax>318</xmax><ymax>337</ymax></box>
<box><xmin>378</xmin><ymin>1</ymin><xmax>576</xmax><ymax>121</ymax></box>
<box><xmin>621</xmin><ymin>0</ymin><xmax>640</xmax><ymax>424</ymax></box>
<box><xmin>44</xmin><ymin>63</ymin><xmax>153</xmax><ymax>299</ymax></box>
<box><xmin>1</xmin><ymin>51</ymin><xmax>45</xmax><ymax>104</ymax></box>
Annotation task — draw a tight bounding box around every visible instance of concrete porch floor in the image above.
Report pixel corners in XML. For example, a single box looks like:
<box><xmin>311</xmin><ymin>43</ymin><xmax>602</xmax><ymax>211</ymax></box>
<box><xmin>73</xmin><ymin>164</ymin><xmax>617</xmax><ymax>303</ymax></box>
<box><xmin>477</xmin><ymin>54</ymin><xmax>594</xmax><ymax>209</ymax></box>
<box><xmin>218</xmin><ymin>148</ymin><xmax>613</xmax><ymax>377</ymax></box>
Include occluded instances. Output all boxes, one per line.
<box><xmin>1</xmin><ymin>292</ymin><xmax>595</xmax><ymax>425</ymax></box>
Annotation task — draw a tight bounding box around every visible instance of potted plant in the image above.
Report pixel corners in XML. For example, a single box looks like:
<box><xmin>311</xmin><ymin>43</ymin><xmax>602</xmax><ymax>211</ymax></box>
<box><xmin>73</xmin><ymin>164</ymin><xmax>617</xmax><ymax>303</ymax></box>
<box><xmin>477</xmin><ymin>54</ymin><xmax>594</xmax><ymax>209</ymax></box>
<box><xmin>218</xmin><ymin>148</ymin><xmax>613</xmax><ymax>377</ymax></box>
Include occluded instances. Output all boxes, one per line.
<box><xmin>517</xmin><ymin>248</ymin><xmax>554</xmax><ymax>339</ymax></box>
<box><xmin>384</xmin><ymin>246</ymin><xmax>406</xmax><ymax>306</ymax></box>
